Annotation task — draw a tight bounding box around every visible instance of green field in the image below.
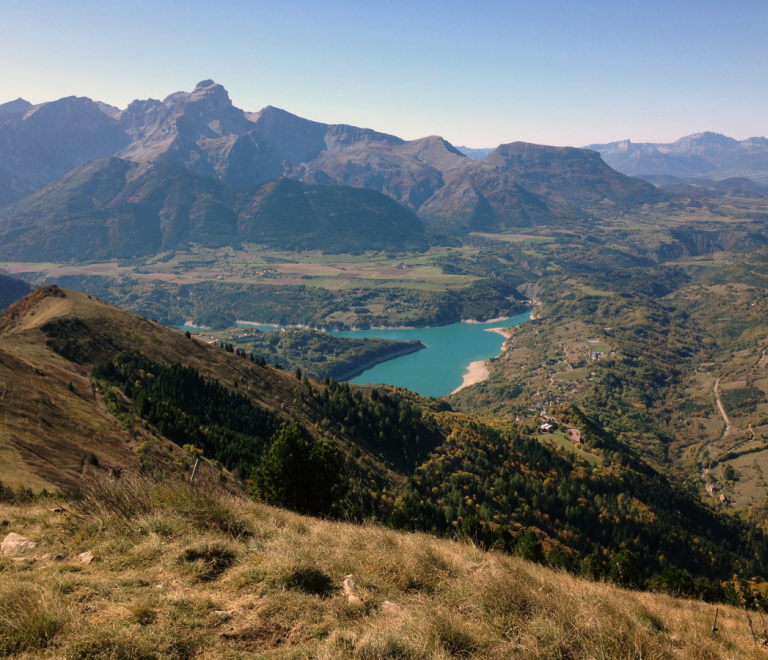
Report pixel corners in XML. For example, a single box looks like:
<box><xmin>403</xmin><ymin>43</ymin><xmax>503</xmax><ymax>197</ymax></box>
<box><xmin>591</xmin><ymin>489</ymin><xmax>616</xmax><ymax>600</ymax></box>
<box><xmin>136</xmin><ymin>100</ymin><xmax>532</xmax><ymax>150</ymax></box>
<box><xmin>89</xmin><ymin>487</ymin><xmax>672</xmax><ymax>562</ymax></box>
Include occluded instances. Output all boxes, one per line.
<box><xmin>540</xmin><ymin>431</ymin><xmax>601</xmax><ymax>466</ymax></box>
<box><xmin>469</xmin><ymin>232</ymin><xmax>555</xmax><ymax>243</ymax></box>
<box><xmin>554</xmin><ymin>367</ymin><xmax>590</xmax><ymax>382</ymax></box>
<box><xmin>0</xmin><ymin>244</ymin><xmax>483</xmax><ymax>294</ymax></box>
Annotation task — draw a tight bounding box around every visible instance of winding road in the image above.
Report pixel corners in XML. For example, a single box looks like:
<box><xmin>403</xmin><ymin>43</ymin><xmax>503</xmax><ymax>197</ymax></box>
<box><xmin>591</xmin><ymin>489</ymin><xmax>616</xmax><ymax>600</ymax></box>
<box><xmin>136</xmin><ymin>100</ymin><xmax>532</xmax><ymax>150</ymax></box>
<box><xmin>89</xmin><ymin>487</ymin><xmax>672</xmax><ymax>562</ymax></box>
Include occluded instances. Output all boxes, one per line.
<box><xmin>714</xmin><ymin>378</ymin><xmax>731</xmax><ymax>438</ymax></box>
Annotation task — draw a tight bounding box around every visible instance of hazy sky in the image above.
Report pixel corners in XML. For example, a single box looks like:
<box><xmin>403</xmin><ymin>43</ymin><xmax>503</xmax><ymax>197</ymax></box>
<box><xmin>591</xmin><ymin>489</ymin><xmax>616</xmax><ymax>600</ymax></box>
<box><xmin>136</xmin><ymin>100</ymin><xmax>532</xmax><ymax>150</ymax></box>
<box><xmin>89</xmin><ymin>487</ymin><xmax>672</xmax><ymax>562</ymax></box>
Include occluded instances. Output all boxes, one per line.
<box><xmin>1</xmin><ymin>0</ymin><xmax>766</xmax><ymax>147</ymax></box>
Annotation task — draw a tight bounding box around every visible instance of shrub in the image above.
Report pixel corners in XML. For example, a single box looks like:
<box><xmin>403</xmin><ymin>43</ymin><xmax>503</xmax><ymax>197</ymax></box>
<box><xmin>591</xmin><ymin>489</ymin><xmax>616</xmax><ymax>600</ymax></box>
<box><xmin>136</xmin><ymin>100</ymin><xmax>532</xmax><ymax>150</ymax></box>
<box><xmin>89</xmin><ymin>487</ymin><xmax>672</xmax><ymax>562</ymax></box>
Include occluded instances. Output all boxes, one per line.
<box><xmin>178</xmin><ymin>543</ymin><xmax>237</xmax><ymax>582</ymax></box>
<box><xmin>514</xmin><ymin>528</ymin><xmax>545</xmax><ymax>564</ymax></box>
<box><xmin>272</xmin><ymin>565</ymin><xmax>334</xmax><ymax>597</ymax></box>
<box><xmin>610</xmin><ymin>549</ymin><xmax>644</xmax><ymax>589</ymax></box>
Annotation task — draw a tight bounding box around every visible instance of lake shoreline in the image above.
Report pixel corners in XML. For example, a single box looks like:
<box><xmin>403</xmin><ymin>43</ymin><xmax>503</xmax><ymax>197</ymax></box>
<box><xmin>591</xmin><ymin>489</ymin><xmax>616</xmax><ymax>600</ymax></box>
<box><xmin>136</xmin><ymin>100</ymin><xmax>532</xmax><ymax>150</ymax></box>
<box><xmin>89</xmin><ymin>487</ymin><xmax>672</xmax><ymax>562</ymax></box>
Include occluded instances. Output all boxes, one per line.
<box><xmin>330</xmin><ymin>341</ymin><xmax>427</xmax><ymax>382</ymax></box>
<box><xmin>341</xmin><ymin>309</ymin><xmax>532</xmax><ymax>398</ymax></box>
<box><xmin>451</xmin><ymin>360</ymin><xmax>490</xmax><ymax>394</ymax></box>
<box><xmin>451</xmin><ymin>327</ymin><xmax>512</xmax><ymax>394</ymax></box>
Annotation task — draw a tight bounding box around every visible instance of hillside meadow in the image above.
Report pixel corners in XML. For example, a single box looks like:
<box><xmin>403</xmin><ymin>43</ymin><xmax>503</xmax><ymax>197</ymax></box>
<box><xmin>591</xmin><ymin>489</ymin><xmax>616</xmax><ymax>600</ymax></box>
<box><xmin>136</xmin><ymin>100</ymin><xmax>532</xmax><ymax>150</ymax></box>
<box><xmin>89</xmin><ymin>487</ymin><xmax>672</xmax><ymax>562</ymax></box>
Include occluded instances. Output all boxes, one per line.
<box><xmin>1</xmin><ymin>475</ymin><xmax>766</xmax><ymax>660</ymax></box>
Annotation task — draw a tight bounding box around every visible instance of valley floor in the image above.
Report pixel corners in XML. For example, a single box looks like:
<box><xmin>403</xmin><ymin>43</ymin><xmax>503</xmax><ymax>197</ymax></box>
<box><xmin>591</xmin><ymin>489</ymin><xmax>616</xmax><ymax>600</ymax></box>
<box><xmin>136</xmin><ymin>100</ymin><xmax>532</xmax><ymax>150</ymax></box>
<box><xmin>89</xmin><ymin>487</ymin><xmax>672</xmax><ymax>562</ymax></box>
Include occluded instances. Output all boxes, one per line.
<box><xmin>1</xmin><ymin>477</ymin><xmax>765</xmax><ymax>660</ymax></box>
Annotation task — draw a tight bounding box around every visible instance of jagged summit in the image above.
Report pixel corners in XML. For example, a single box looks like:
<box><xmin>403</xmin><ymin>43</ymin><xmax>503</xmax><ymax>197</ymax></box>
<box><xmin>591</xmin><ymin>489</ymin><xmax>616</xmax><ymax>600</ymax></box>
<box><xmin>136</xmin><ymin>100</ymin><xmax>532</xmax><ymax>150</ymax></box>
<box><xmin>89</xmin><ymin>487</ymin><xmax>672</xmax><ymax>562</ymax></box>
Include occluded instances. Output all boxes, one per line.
<box><xmin>0</xmin><ymin>80</ymin><xmax>664</xmax><ymax>233</ymax></box>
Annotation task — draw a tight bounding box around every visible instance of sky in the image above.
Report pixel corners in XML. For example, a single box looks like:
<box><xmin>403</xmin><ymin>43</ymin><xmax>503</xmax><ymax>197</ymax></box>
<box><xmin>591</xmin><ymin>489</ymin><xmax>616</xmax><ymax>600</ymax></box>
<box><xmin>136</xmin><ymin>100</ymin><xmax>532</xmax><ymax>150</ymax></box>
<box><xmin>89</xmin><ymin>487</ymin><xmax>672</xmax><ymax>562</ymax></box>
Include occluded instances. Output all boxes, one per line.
<box><xmin>1</xmin><ymin>0</ymin><xmax>766</xmax><ymax>148</ymax></box>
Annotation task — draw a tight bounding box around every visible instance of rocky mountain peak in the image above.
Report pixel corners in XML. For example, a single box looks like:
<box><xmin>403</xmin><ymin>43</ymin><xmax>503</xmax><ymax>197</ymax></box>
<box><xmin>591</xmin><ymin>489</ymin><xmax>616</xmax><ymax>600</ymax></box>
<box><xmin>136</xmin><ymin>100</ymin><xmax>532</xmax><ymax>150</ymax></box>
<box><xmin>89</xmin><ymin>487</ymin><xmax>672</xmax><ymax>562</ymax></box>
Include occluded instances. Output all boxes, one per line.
<box><xmin>0</xmin><ymin>98</ymin><xmax>32</xmax><ymax>117</ymax></box>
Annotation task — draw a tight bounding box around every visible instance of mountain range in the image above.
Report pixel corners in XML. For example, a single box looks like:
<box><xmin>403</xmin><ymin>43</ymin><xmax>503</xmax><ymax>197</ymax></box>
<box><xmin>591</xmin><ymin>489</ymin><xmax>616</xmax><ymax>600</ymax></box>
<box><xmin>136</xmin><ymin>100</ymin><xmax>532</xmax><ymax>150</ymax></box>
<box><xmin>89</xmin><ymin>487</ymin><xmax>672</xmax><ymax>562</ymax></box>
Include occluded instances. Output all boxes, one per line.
<box><xmin>0</xmin><ymin>158</ymin><xmax>426</xmax><ymax>260</ymax></box>
<box><xmin>0</xmin><ymin>80</ymin><xmax>662</xmax><ymax>256</ymax></box>
<box><xmin>587</xmin><ymin>132</ymin><xmax>768</xmax><ymax>184</ymax></box>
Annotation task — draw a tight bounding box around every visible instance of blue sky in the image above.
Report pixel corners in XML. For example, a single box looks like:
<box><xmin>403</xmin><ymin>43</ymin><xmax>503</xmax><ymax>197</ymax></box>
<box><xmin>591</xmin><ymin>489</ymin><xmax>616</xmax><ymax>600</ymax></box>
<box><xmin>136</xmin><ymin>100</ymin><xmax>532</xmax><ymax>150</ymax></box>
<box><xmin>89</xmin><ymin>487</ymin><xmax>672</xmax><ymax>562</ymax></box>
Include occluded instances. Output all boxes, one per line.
<box><xmin>1</xmin><ymin>0</ymin><xmax>766</xmax><ymax>147</ymax></box>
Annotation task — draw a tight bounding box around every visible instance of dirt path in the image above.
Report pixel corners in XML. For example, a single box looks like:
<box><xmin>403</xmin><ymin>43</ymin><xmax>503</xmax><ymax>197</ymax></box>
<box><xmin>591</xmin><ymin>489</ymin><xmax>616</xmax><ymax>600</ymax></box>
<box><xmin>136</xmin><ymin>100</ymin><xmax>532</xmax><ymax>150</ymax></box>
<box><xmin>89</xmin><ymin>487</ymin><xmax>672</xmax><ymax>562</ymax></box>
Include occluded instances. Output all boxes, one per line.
<box><xmin>714</xmin><ymin>378</ymin><xmax>731</xmax><ymax>438</ymax></box>
<box><xmin>759</xmin><ymin>348</ymin><xmax>768</xmax><ymax>369</ymax></box>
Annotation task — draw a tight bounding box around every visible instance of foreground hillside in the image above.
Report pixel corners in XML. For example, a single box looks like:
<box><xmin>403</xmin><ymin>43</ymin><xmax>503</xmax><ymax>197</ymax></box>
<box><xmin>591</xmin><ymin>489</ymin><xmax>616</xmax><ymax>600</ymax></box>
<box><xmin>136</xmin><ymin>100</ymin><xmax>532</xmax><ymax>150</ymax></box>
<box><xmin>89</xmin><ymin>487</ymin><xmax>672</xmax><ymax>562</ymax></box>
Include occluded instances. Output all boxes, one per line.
<box><xmin>2</xmin><ymin>478</ymin><xmax>765</xmax><ymax>660</ymax></box>
<box><xmin>4</xmin><ymin>285</ymin><xmax>768</xmax><ymax>595</ymax></box>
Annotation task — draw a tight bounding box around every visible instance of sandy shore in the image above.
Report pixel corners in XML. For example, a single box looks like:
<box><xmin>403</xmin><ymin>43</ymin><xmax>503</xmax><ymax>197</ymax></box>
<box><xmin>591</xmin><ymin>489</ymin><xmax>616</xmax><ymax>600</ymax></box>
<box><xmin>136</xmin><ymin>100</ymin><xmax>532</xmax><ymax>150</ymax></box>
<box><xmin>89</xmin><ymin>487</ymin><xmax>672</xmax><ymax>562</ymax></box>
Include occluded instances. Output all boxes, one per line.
<box><xmin>451</xmin><ymin>360</ymin><xmax>490</xmax><ymax>394</ymax></box>
<box><xmin>463</xmin><ymin>316</ymin><xmax>509</xmax><ymax>325</ymax></box>
<box><xmin>451</xmin><ymin>327</ymin><xmax>514</xmax><ymax>394</ymax></box>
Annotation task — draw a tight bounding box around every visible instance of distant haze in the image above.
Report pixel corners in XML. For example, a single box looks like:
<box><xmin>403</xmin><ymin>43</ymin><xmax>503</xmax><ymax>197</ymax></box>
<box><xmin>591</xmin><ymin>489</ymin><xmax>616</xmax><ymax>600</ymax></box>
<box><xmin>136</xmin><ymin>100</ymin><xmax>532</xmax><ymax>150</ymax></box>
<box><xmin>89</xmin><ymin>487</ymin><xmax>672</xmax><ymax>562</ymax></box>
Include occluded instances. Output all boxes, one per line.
<box><xmin>0</xmin><ymin>1</ymin><xmax>766</xmax><ymax>148</ymax></box>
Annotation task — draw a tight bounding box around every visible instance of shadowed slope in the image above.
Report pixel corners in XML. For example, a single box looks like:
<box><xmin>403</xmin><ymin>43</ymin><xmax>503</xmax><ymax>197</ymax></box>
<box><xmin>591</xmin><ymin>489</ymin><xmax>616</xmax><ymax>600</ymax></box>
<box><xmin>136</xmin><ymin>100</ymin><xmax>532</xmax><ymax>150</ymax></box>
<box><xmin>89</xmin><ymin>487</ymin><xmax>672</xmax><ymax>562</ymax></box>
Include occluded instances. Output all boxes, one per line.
<box><xmin>0</xmin><ymin>158</ymin><xmax>426</xmax><ymax>260</ymax></box>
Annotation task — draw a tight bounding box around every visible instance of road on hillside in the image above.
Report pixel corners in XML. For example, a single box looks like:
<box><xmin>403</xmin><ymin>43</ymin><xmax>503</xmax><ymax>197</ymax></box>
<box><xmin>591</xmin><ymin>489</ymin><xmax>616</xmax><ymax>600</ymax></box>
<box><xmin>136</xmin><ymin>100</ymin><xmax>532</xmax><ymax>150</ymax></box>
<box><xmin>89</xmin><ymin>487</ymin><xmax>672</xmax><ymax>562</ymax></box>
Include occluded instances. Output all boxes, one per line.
<box><xmin>714</xmin><ymin>378</ymin><xmax>731</xmax><ymax>438</ymax></box>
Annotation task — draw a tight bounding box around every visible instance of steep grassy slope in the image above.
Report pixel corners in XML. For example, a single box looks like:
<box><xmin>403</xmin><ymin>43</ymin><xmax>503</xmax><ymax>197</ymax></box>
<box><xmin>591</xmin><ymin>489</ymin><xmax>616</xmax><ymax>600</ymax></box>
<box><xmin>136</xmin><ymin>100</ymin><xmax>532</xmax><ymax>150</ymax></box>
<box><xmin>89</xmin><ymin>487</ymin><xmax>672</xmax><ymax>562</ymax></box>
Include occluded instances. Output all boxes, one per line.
<box><xmin>2</xmin><ymin>479</ymin><xmax>767</xmax><ymax>659</ymax></box>
<box><xmin>0</xmin><ymin>286</ymin><xmax>407</xmax><ymax>491</ymax></box>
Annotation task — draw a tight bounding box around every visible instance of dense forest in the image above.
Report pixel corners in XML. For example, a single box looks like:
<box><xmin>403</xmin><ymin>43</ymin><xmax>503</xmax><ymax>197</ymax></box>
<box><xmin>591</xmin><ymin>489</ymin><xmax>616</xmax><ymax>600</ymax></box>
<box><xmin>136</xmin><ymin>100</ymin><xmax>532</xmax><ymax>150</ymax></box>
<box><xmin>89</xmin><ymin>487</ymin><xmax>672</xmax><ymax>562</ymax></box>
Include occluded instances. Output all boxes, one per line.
<box><xmin>90</xmin><ymin>347</ymin><xmax>768</xmax><ymax>608</ymax></box>
<box><xmin>219</xmin><ymin>327</ymin><xmax>424</xmax><ymax>380</ymax></box>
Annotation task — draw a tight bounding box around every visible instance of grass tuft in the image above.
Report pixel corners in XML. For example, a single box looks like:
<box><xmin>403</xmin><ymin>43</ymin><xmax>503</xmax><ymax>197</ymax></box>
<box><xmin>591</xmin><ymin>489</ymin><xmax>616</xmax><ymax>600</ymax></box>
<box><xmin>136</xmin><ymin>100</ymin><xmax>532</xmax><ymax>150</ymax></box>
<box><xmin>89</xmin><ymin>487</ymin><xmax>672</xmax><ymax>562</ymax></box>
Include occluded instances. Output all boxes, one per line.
<box><xmin>178</xmin><ymin>542</ymin><xmax>237</xmax><ymax>582</ymax></box>
<box><xmin>273</xmin><ymin>564</ymin><xmax>335</xmax><ymax>597</ymax></box>
<box><xmin>0</xmin><ymin>584</ymin><xmax>65</xmax><ymax>655</ymax></box>
<box><xmin>127</xmin><ymin>597</ymin><xmax>157</xmax><ymax>626</ymax></box>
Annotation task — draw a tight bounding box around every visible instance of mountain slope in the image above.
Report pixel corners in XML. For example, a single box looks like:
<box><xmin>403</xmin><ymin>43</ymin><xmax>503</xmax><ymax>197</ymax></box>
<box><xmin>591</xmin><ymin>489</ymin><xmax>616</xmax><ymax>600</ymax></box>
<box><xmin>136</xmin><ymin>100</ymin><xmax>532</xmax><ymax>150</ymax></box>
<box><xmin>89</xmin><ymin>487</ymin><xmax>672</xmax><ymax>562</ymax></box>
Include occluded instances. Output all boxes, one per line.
<box><xmin>484</xmin><ymin>142</ymin><xmax>663</xmax><ymax>207</ymax></box>
<box><xmin>456</xmin><ymin>145</ymin><xmax>495</xmax><ymax>160</ymax></box>
<box><xmin>3</xmin><ymin>286</ymin><xmax>768</xmax><ymax>588</ymax></box>
<box><xmin>0</xmin><ymin>286</ymin><xmax>402</xmax><ymax>490</ymax></box>
<box><xmin>0</xmin><ymin>158</ymin><xmax>427</xmax><ymax>259</ymax></box>
<box><xmin>0</xmin><ymin>96</ymin><xmax>129</xmax><ymax>190</ymax></box>
<box><xmin>1</xmin><ymin>481</ymin><xmax>762</xmax><ymax>660</ymax></box>
<box><xmin>0</xmin><ymin>98</ymin><xmax>32</xmax><ymax>117</ymax></box>
<box><xmin>0</xmin><ymin>81</ymin><xmax>664</xmax><ymax>233</ymax></box>
<box><xmin>589</xmin><ymin>132</ymin><xmax>768</xmax><ymax>184</ymax></box>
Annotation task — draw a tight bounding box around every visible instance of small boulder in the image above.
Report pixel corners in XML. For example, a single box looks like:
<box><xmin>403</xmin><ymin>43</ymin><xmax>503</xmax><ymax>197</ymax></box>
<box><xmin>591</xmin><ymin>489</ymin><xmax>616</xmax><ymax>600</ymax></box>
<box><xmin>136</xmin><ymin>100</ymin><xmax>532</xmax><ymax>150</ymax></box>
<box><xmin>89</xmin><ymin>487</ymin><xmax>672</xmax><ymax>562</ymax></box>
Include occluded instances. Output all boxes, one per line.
<box><xmin>1</xmin><ymin>532</ymin><xmax>36</xmax><ymax>554</ymax></box>
<box><xmin>77</xmin><ymin>550</ymin><xmax>94</xmax><ymax>565</ymax></box>
<box><xmin>342</xmin><ymin>574</ymin><xmax>363</xmax><ymax>606</ymax></box>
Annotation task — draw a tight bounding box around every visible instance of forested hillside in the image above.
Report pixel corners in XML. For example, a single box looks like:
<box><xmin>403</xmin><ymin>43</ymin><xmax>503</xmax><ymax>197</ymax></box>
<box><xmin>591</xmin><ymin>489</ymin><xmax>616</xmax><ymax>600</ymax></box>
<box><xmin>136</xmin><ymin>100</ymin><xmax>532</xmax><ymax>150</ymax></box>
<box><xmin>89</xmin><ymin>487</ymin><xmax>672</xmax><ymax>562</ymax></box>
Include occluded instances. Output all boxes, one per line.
<box><xmin>207</xmin><ymin>326</ymin><xmax>425</xmax><ymax>380</ymax></box>
<box><xmin>0</xmin><ymin>159</ymin><xmax>427</xmax><ymax>259</ymax></box>
<box><xmin>3</xmin><ymin>285</ymin><xmax>768</xmax><ymax>605</ymax></box>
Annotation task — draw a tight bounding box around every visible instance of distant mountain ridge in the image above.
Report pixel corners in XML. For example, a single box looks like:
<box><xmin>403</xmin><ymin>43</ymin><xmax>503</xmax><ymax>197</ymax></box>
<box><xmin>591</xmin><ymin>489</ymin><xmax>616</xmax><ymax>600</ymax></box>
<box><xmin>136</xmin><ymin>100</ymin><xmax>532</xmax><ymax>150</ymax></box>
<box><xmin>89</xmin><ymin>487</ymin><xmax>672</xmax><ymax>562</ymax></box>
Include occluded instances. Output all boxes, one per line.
<box><xmin>588</xmin><ymin>132</ymin><xmax>768</xmax><ymax>184</ymax></box>
<box><xmin>0</xmin><ymin>80</ymin><xmax>662</xmax><ymax>241</ymax></box>
<box><xmin>0</xmin><ymin>157</ymin><xmax>427</xmax><ymax>260</ymax></box>
<box><xmin>456</xmin><ymin>145</ymin><xmax>495</xmax><ymax>160</ymax></box>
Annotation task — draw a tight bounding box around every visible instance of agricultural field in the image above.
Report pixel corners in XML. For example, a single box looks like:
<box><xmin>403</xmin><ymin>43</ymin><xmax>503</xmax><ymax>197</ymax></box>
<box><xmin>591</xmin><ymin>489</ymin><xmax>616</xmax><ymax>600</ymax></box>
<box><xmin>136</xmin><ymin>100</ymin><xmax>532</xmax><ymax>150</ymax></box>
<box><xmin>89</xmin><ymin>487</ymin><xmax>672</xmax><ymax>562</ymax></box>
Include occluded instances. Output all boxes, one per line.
<box><xmin>0</xmin><ymin>244</ymin><xmax>482</xmax><ymax>293</ymax></box>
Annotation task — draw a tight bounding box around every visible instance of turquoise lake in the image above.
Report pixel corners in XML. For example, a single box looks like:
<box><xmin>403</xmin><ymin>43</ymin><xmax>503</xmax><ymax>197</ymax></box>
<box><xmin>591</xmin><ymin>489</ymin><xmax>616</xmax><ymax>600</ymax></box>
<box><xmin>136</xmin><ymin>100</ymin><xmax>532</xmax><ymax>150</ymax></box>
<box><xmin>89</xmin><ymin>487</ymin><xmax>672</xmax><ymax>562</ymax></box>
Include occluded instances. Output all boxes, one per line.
<box><xmin>180</xmin><ymin>310</ymin><xmax>531</xmax><ymax>398</ymax></box>
<box><xmin>329</xmin><ymin>310</ymin><xmax>531</xmax><ymax>398</ymax></box>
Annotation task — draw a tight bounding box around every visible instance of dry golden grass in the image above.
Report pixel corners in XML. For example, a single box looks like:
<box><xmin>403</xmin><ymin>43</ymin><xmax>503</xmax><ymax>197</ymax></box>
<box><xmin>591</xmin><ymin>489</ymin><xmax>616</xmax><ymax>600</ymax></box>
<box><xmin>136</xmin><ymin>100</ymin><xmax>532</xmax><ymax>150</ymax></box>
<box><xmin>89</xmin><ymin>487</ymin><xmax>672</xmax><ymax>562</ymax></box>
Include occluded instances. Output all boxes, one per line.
<box><xmin>1</xmin><ymin>478</ymin><xmax>766</xmax><ymax>659</ymax></box>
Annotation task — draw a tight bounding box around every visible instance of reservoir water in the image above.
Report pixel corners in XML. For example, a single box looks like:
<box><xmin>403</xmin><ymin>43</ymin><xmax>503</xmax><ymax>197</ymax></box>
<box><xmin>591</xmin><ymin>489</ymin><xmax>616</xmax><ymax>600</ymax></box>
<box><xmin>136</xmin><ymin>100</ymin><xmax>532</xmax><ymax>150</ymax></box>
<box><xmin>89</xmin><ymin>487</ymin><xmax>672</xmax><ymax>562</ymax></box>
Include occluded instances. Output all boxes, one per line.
<box><xmin>329</xmin><ymin>310</ymin><xmax>531</xmax><ymax>398</ymax></box>
<box><xmin>180</xmin><ymin>310</ymin><xmax>531</xmax><ymax>398</ymax></box>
